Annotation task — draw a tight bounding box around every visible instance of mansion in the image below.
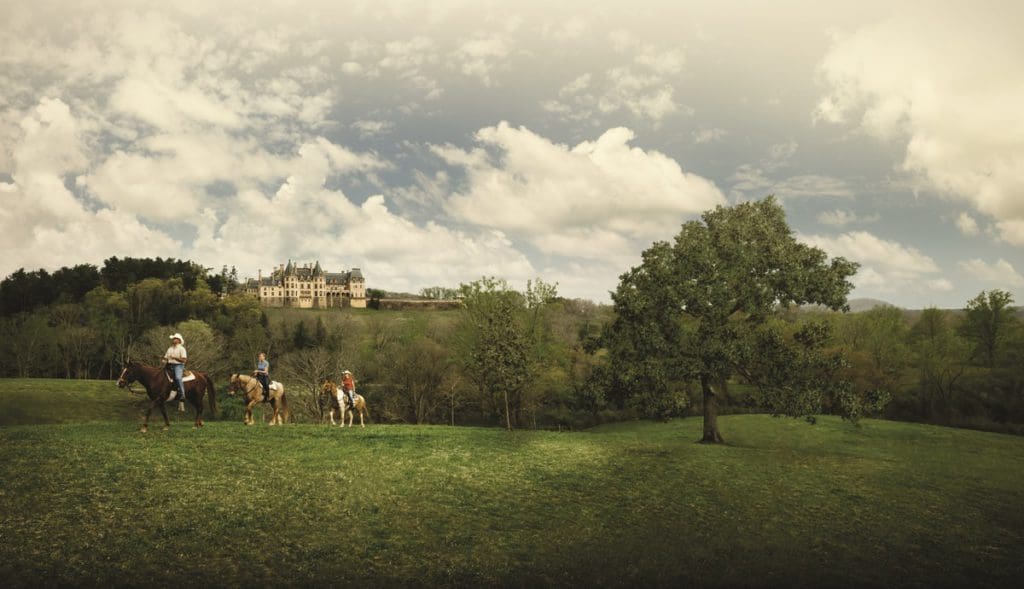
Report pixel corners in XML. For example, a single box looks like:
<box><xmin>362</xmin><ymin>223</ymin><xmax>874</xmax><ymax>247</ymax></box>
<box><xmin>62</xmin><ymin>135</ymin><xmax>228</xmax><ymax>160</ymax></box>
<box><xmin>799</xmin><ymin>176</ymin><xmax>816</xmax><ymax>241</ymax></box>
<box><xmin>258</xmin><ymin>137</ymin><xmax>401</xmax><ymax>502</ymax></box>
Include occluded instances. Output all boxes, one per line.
<box><xmin>245</xmin><ymin>260</ymin><xmax>367</xmax><ymax>309</ymax></box>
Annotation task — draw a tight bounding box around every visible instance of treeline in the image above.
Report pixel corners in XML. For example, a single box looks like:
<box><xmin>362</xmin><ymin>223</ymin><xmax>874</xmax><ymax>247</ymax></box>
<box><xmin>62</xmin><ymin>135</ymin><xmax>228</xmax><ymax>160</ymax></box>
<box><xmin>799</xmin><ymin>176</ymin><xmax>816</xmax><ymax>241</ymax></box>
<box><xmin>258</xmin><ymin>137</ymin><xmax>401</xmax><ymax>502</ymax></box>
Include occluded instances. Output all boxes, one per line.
<box><xmin>826</xmin><ymin>292</ymin><xmax>1024</xmax><ymax>432</ymax></box>
<box><xmin>0</xmin><ymin>259</ymin><xmax>1022</xmax><ymax>433</ymax></box>
<box><xmin>0</xmin><ymin>257</ymin><xmax>241</xmax><ymax>317</ymax></box>
<box><xmin>586</xmin><ymin>291</ymin><xmax>1024</xmax><ymax>434</ymax></box>
<box><xmin>0</xmin><ymin>257</ymin><xmax>251</xmax><ymax>379</ymax></box>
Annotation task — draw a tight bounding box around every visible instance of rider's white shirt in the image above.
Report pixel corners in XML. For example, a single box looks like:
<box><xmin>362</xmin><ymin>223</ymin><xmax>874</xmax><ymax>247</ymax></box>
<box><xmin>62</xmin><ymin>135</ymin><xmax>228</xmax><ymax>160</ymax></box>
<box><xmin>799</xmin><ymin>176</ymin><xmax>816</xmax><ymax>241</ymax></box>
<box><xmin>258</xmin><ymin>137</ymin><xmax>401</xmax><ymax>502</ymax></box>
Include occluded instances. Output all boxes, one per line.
<box><xmin>164</xmin><ymin>344</ymin><xmax>187</xmax><ymax>364</ymax></box>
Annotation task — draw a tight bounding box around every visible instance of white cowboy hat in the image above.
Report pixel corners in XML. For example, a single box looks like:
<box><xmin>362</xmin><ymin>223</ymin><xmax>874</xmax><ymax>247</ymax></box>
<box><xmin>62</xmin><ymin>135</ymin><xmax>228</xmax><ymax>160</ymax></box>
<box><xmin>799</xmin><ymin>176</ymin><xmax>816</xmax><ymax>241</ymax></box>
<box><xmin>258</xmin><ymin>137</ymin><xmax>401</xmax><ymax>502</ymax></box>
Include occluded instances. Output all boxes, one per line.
<box><xmin>342</xmin><ymin>370</ymin><xmax>352</xmax><ymax>375</ymax></box>
<box><xmin>169</xmin><ymin>333</ymin><xmax>185</xmax><ymax>344</ymax></box>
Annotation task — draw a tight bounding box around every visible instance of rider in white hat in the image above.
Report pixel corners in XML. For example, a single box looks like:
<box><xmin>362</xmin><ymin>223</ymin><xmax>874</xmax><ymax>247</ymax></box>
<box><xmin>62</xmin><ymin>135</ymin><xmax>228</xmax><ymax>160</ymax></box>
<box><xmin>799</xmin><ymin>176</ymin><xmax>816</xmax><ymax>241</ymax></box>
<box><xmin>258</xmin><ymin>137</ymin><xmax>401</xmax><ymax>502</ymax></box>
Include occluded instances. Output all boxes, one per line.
<box><xmin>164</xmin><ymin>333</ymin><xmax>188</xmax><ymax>405</ymax></box>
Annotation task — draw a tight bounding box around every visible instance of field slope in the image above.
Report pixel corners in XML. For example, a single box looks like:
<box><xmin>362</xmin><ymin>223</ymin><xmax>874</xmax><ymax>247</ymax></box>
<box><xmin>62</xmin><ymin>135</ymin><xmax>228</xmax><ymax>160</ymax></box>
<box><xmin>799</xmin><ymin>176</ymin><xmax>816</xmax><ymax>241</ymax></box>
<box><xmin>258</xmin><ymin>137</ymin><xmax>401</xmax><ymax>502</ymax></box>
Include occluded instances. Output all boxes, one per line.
<box><xmin>1</xmin><ymin>379</ymin><xmax>1023</xmax><ymax>587</ymax></box>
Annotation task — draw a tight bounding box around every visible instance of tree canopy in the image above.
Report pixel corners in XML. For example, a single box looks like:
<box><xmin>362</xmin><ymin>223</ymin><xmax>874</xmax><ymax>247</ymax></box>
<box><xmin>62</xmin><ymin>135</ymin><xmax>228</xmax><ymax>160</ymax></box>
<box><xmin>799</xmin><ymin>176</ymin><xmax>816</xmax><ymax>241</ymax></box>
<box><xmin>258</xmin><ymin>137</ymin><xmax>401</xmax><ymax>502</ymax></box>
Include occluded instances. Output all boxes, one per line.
<box><xmin>607</xmin><ymin>197</ymin><xmax>860</xmax><ymax>442</ymax></box>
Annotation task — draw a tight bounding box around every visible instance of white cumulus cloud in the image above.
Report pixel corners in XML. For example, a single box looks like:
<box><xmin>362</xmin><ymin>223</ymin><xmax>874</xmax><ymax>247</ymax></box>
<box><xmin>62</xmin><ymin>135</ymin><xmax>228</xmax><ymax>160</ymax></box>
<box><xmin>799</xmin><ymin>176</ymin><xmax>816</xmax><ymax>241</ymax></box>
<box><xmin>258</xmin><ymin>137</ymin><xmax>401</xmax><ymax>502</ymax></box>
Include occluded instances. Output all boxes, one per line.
<box><xmin>437</xmin><ymin>122</ymin><xmax>725</xmax><ymax>262</ymax></box>
<box><xmin>817</xmin><ymin>6</ymin><xmax>1024</xmax><ymax>247</ymax></box>
<box><xmin>958</xmin><ymin>258</ymin><xmax>1024</xmax><ymax>288</ymax></box>
<box><xmin>799</xmin><ymin>230</ymin><xmax>940</xmax><ymax>294</ymax></box>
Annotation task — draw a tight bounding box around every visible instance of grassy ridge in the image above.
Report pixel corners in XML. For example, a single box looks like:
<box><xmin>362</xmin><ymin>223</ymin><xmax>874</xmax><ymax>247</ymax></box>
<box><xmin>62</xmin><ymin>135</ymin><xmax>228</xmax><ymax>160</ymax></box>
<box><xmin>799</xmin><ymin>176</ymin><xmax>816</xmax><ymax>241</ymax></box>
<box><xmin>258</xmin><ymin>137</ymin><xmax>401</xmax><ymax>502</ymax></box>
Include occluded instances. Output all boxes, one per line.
<box><xmin>0</xmin><ymin>378</ymin><xmax>140</xmax><ymax>425</ymax></box>
<box><xmin>1</xmin><ymin>379</ymin><xmax>1023</xmax><ymax>587</ymax></box>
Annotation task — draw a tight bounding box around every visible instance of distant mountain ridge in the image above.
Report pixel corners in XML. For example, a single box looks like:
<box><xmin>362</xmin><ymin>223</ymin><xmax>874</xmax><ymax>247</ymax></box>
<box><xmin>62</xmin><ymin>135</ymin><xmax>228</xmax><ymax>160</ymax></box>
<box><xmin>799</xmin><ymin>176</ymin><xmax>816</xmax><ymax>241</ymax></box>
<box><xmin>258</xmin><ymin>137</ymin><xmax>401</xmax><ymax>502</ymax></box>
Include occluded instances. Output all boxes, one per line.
<box><xmin>796</xmin><ymin>297</ymin><xmax>898</xmax><ymax>314</ymax></box>
<box><xmin>846</xmin><ymin>298</ymin><xmax>897</xmax><ymax>313</ymax></box>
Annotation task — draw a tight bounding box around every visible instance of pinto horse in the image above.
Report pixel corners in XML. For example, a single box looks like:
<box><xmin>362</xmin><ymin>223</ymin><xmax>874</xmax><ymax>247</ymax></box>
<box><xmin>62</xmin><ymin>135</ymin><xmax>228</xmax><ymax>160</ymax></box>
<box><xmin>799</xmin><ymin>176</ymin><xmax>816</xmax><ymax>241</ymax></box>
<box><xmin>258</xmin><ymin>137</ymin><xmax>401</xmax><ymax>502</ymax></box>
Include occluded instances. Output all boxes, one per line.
<box><xmin>117</xmin><ymin>360</ymin><xmax>217</xmax><ymax>432</ymax></box>
<box><xmin>228</xmin><ymin>373</ymin><xmax>289</xmax><ymax>425</ymax></box>
<box><xmin>321</xmin><ymin>380</ymin><xmax>369</xmax><ymax>427</ymax></box>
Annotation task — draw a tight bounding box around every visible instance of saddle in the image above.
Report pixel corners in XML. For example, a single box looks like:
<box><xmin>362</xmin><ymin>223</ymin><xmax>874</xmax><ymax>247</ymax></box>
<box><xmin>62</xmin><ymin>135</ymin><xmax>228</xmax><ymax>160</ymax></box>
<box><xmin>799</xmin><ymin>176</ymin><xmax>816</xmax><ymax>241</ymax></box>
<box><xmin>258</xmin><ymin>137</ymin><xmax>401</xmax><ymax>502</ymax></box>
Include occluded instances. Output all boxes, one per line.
<box><xmin>165</xmin><ymin>368</ymin><xmax>197</xmax><ymax>383</ymax></box>
<box><xmin>338</xmin><ymin>388</ymin><xmax>357</xmax><ymax>408</ymax></box>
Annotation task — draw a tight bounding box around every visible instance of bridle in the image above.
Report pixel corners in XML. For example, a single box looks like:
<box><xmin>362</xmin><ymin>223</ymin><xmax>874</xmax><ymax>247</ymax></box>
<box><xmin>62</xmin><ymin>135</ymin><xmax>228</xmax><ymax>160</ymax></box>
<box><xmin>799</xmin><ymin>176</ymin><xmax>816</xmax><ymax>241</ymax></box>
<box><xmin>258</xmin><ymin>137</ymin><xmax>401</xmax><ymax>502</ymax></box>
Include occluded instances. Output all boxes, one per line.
<box><xmin>116</xmin><ymin>365</ymin><xmax>144</xmax><ymax>395</ymax></box>
<box><xmin>229</xmin><ymin>374</ymin><xmax>261</xmax><ymax>397</ymax></box>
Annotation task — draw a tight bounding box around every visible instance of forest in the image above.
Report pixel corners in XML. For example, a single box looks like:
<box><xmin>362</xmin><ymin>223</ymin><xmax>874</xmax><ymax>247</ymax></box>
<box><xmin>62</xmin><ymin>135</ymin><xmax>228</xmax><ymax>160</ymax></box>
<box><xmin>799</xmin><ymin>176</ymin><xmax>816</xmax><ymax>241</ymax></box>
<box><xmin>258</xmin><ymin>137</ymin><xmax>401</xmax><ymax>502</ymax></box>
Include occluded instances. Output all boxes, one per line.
<box><xmin>1</xmin><ymin>253</ymin><xmax>1021</xmax><ymax>434</ymax></box>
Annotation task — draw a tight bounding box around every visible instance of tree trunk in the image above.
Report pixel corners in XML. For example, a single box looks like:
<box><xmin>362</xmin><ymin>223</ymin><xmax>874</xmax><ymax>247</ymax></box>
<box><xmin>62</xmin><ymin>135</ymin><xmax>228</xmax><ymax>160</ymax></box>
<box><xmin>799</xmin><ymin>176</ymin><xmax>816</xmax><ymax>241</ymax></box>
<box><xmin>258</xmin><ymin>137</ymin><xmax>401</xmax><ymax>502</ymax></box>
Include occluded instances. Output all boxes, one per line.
<box><xmin>700</xmin><ymin>374</ymin><xmax>724</xmax><ymax>444</ymax></box>
<box><xmin>504</xmin><ymin>389</ymin><xmax>512</xmax><ymax>431</ymax></box>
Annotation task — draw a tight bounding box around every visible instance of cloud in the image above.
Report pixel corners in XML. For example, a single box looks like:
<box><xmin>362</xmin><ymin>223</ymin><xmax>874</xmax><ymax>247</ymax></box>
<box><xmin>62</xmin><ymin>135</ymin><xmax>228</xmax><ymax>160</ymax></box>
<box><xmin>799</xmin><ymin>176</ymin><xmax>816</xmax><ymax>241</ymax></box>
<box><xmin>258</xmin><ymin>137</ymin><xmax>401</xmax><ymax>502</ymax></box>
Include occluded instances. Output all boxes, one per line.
<box><xmin>765</xmin><ymin>140</ymin><xmax>798</xmax><ymax>170</ymax></box>
<box><xmin>731</xmin><ymin>166</ymin><xmax>851</xmax><ymax>201</ymax></box>
<box><xmin>927</xmin><ymin>278</ymin><xmax>954</xmax><ymax>292</ymax></box>
<box><xmin>771</xmin><ymin>175</ymin><xmax>853</xmax><ymax>199</ymax></box>
<box><xmin>730</xmin><ymin>139</ymin><xmax>852</xmax><ymax>201</ymax></box>
<box><xmin>817</xmin><ymin>6</ymin><xmax>1024</xmax><ymax>246</ymax></box>
<box><xmin>0</xmin><ymin>98</ymin><xmax>179</xmax><ymax>276</ymax></box>
<box><xmin>958</xmin><ymin>258</ymin><xmax>1024</xmax><ymax>288</ymax></box>
<box><xmin>546</xmin><ymin>16</ymin><xmax>589</xmax><ymax>42</ymax></box>
<box><xmin>799</xmin><ymin>230</ymin><xmax>940</xmax><ymax>293</ymax></box>
<box><xmin>634</xmin><ymin>47</ymin><xmax>685</xmax><ymax>75</ymax></box>
<box><xmin>352</xmin><ymin>119</ymin><xmax>395</xmax><ymax>138</ymax></box>
<box><xmin>955</xmin><ymin>212</ymin><xmax>980</xmax><ymax>236</ymax></box>
<box><xmin>543</xmin><ymin>36</ymin><xmax>688</xmax><ymax>124</ymax></box>
<box><xmin>451</xmin><ymin>35</ymin><xmax>512</xmax><ymax>86</ymax></box>
<box><xmin>599</xmin><ymin>67</ymin><xmax>679</xmax><ymax>121</ymax></box>
<box><xmin>437</xmin><ymin>122</ymin><xmax>725</xmax><ymax>261</ymax></box>
<box><xmin>995</xmin><ymin>220</ymin><xmax>1024</xmax><ymax>247</ymax></box>
<box><xmin>692</xmin><ymin>128</ymin><xmax>727</xmax><ymax>144</ymax></box>
<box><xmin>818</xmin><ymin>209</ymin><xmax>878</xmax><ymax>227</ymax></box>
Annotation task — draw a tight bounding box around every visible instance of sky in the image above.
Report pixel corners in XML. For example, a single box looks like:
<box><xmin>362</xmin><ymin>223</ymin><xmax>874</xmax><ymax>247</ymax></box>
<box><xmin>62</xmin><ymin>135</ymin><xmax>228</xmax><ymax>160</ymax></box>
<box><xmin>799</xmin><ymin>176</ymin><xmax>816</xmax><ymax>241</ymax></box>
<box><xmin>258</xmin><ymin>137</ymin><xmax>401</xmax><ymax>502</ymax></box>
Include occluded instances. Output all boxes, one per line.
<box><xmin>1</xmin><ymin>0</ymin><xmax>1022</xmax><ymax>308</ymax></box>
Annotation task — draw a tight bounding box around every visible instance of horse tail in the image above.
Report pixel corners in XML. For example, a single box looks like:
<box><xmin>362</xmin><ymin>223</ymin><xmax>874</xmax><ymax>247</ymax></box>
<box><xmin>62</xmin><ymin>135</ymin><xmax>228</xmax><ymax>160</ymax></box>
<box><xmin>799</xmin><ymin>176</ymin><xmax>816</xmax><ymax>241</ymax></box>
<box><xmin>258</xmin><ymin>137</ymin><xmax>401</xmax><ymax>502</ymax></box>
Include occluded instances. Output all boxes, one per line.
<box><xmin>205</xmin><ymin>373</ymin><xmax>218</xmax><ymax>417</ymax></box>
<box><xmin>362</xmin><ymin>396</ymin><xmax>370</xmax><ymax>421</ymax></box>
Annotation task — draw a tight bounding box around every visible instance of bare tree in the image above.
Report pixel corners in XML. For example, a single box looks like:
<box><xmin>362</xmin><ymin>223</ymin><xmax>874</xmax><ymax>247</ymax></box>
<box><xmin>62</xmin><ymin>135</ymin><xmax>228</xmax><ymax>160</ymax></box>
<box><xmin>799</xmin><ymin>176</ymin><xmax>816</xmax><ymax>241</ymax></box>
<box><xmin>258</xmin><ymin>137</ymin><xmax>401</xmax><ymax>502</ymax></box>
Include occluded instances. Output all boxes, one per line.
<box><xmin>0</xmin><ymin>312</ymin><xmax>55</xmax><ymax>377</ymax></box>
<box><xmin>388</xmin><ymin>336</ymin><xmax>449</xmax><ymax>423</ymax></box>
<box><xmin>133</xmin><ymin>319</ymin><xmax>229</xmax><ymax>376</ymax></box>
<box><xmin>278</xmin><ymin>347</ymin><xmax>341</xmax><ymax>422</ymax></box>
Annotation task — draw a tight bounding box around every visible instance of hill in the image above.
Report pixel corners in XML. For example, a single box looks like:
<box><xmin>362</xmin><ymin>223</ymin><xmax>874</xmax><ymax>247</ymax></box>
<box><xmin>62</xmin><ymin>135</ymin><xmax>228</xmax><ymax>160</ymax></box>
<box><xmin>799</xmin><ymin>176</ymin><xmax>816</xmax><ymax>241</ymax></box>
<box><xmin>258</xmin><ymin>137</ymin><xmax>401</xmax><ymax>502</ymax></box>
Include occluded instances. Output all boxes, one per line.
<box><xmin>0</xmin><ymin>378</ymin><xmax>140</xmax><ymax>425</ymax></box>
<box><xmin>1</xmin><ymin>379</ymin><xmax>1023</xmax><ymax>587</ymax></box>
<box><xmin>846</xmin><ymin>297</ymin><xmax>897</xmax><ymax>312</ymax></box>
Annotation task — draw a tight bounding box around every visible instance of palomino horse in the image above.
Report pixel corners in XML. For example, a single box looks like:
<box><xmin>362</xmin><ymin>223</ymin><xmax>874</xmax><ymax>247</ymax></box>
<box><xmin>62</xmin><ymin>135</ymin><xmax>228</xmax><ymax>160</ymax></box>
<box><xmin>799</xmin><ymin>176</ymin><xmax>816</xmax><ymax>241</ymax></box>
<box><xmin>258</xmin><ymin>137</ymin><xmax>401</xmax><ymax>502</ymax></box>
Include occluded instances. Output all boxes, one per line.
<box><xmin>228</xmin><ymin>373</ymin><xmax>289</xmax><ymax>425</ymax></box>
<box><xmin>117</xmin><ymin>360</ymin><xmax>217</xmax><ymax>432</ymax></box>
<box><xmin>321</xmin><ymin>380</ymin><xmax>369</xmax><ymax>427</ymax></box>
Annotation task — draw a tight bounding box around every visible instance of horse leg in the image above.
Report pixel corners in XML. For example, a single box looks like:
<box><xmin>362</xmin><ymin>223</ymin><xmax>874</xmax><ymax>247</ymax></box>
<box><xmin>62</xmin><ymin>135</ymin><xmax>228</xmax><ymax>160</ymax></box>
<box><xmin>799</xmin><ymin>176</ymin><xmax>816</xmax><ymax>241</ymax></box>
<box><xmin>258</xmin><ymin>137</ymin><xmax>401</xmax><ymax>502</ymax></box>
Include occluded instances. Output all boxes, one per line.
<box><xmin>142</xmin><ymin>398</ymin><xmax>159</xmax><ymax>433</ymax></box>
<box><xmin>158</xmin><ymin>400</ymin><xmax>170</xmax><ymax>430</ymax></box>
<box><xmin>268</xmin><ymin>398</ymin><xmax>278</xmax><ymax>426</ymax></box>
<box><xmin>359</xmin><ymin>407</ymin><xmax>365</xmax><ymax>428</ymax></box>
<box><xmin>245</xmin><ymin>398</ymin><xmax>259</xmax><ymax>425</ymax></box>
<box><xmin>194</xmin><ymin>389</ymin><xmax>204</xmax><ymax>428</ymax></box>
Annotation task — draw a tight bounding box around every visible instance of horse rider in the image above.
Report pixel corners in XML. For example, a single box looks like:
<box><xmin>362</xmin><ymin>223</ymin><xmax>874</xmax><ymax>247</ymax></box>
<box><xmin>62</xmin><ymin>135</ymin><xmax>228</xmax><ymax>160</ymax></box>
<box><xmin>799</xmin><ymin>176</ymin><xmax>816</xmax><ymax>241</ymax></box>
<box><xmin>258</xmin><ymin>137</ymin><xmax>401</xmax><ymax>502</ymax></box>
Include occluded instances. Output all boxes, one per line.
<box><xmin>254</xmin><ymin>352</ymin><xmax>271</xmax><ymax>401</ymax></box>
<box><xmin>341</xmin><ymin>370</ymin><xmax>356</xmax><ymax>408</ymax></box>
<box><xmin>164</xmin><ymin>333</ymin><xmax>188</xmax><ymax>407</ymax></box>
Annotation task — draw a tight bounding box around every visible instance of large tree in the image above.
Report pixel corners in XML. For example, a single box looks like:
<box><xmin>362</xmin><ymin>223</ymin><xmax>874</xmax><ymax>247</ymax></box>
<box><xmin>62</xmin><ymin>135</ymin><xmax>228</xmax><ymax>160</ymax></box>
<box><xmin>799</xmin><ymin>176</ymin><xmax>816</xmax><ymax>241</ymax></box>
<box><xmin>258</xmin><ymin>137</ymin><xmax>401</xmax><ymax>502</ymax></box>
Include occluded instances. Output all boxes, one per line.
<box><xmin>961</xmin><ymin>289</ymin><xmax>1016</xmax><ymax>369</ymax></box>
<box><xmin>456</xmin><ymin>277</ymin><xmax>558</xmax><ymax>430</ymax></box>
<box><xmin>609</xmin><ymin>197</ymin><xmax>859</xmax><ymax>443</ymax></box>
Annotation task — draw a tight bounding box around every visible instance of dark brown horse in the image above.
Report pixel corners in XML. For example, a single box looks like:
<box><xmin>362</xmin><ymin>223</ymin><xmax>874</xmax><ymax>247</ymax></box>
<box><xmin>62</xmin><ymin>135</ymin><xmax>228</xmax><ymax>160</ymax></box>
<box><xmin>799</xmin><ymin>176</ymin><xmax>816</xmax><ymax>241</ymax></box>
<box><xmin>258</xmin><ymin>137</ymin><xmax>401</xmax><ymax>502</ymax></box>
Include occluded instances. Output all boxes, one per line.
<box><xmin>117</xmin><ymin>360</ymin><xmax>217</xmax><ymax>432</ymax></box>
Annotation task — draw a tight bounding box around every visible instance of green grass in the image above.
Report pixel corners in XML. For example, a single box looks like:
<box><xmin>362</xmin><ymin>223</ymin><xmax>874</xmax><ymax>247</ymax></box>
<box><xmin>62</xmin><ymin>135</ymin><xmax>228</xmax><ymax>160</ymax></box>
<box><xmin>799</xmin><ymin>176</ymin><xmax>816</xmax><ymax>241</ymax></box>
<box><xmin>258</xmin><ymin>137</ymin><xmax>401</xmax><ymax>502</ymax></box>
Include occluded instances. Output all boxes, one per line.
<box><xmin>1</xmin><ymin>379</ymin><xmax>1023</xmax><ymax>587</ymax></box>
<box><xmin>0</xmin><ymin>378</ymin><xmax>140</xmax><ymax>425</ymax></box>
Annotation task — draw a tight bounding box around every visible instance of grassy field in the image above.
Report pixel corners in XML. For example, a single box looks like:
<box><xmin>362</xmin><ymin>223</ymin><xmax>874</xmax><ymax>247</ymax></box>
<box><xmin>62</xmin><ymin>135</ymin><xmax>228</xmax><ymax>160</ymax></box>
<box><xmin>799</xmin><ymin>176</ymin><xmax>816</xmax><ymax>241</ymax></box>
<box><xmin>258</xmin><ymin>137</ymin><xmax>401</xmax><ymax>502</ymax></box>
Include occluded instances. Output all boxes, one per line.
<box><xmin>0</xmin><ymin>378</ymin><xmax>141</xmax><ymax>425</ymax></box>
<box><xmin>1</xmin><ymin>379</ymin><xmax>1023</xmax><ymax>587</ymax></box>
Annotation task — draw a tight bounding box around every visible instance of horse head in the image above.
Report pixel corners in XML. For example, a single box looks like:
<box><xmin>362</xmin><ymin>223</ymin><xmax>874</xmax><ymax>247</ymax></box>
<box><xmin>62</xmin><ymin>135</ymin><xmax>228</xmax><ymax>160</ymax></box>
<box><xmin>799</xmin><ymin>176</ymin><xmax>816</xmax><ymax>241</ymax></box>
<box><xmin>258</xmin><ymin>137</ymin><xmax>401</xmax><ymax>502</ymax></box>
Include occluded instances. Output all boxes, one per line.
<box><xmin>116</xmin><ymin>360</ymin><xmax>139</xmax><ymax>388</ymax></box>
<box><xmin>227</xmin><ymin>374</ymin><xmax>242</xmax><ymax>396</ymax></box>
<box><xmin>321</xmin><ymin>380</ymin><xmax>337</xmax><ymax>396</ymax></box>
